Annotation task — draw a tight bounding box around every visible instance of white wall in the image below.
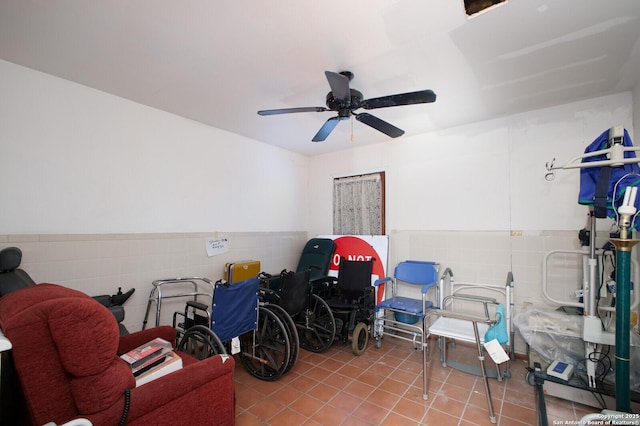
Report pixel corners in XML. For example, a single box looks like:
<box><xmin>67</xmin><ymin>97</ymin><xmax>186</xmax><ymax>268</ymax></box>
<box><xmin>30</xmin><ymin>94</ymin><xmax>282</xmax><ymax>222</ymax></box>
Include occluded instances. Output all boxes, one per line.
<box><xmin>0</xmin><ymin>60</ymin><xmax>310</xmax><ymax>234</ymax></box>
<box><xmin>0</xmin><ymin>59</ymin><xmax>314</xmax><ymax>332</ymax></box>
<box><xmin>308</xmin><ymin>92</ymin><xmax>635</xmax><ymax>235</ymax></box>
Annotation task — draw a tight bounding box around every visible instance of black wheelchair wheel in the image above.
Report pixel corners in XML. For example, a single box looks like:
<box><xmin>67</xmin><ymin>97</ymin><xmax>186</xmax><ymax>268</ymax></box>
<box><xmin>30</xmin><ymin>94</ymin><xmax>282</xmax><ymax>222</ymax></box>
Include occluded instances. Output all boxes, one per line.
<box><xmin>177</xmin><ymin>325</ymin><xmax>226</xmax><ymax>360</ymax></box>
<box><xmin>239</xmin><ymin>306</ymin><xmax>291</xmax><ymax>381</ymax></box>
<box><xmin>351</xmin><ymin>322</ymin><xmax>369</xmax><ymax>356</ymax></box>
<box><xmin>297</xmin><ymin>294</ymin><xmax>336</xmax><ymax>353</ymax></box>
<box><xmin>263</xmin><ymin>303</ymin><xmax>299</xmax><ymax>373</ymax></box>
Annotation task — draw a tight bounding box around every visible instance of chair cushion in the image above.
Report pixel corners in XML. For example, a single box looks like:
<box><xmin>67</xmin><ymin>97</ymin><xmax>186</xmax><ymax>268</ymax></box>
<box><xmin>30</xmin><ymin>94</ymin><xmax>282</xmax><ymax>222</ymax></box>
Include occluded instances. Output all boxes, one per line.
<box><xmin>296</xmin><ymin>238</ymin><xmax>336</xmax><ymax>281</ymax></box>
<box><xmin>49</xmin><ymin>298</ymin><xmax>120</xmax><ymax>377</ymax></box>
<box><xmin>428</xmin><ymin>317</ymin><xmax>490</xmax><ymax>344</ymax></box>
<box><xmin>378</xmin><ymin>296</ymin><xmax>432</xmax><ymax>313</ymax></box>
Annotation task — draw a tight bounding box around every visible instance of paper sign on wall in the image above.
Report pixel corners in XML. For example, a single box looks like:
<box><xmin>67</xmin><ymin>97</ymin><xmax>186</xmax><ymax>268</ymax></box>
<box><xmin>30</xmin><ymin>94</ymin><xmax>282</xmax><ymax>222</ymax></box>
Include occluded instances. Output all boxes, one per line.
<box><xmin>205</xmin><ymin>238</ymin><xmax>229</xmax><ymax>257</ymax></box>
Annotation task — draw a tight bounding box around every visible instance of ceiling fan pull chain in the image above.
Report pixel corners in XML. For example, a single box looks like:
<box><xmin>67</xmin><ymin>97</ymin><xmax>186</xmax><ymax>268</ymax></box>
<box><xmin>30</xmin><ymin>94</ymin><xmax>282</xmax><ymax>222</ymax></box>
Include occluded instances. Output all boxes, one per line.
<box><xmin>351</xmin><ymin>116</ymin><xmax>355</xmax><ymax>141</ymax></box>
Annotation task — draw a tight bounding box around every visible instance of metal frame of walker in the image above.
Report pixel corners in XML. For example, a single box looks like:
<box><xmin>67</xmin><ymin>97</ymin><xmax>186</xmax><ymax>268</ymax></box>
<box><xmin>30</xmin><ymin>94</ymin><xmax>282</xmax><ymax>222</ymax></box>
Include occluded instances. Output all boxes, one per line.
<box><xmin>422</xmin><ymin>270</ymin><xmax>515</xmax><ymax>424</ymax></box>
<box><xmin>142</xmin><ymin>277</ymin><xmax>215</xmax><ymax>330</ymax></box>
<box><xmin>433</xmin><ymin>270</ymin><xmax>515</xmax><ymax>377</ymax></box>
<box><xmin>543</xmin><ymin>125</ymin><xmax>640</xmax><ymax>414</ymax></box>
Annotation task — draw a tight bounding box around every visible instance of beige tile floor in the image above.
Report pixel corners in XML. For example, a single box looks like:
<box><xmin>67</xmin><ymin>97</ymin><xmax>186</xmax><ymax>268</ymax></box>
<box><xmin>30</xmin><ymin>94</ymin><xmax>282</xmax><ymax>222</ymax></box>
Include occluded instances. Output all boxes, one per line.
<box><xmin>234</xmin><ymin>337</ymin><xmax>598</xmax><ymax>425</ymax></box>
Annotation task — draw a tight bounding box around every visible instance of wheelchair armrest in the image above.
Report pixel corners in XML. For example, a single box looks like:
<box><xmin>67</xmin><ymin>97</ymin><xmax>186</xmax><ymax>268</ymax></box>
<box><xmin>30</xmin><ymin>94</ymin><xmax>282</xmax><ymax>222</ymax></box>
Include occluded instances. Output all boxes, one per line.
<box><xmin>111</xmin><ymin>288</ymin><xmax>135</xmax><ymax>306</ymax></box>
<box><xmin>109</xmin><ymin>305</ymin><xmax>125</xmax><ymax>323</ymax></box>
<box><xmin>186</xmin><ymin>300</ymin><xmax>209</xmax><ymax>312</ymax></box>
<box><xmin>374</xmin><ymin>277</ymin><xmax>391</xmax><ymax>286</ymax></box>
<box><xmin>92</xmin><ymin>295</ymin><xmax>112</xmax><ymax>307</ymax></box>
<box><xmin>309</xmin><ymin>275</ymin><xmax>337</xmax><ymax>291</ymax></box>
<box><xmin>258</xmin><ymin>287</ymin><xmax>276</xmax><ymax>295</ymax></box>
<box><xmin>259</xmin><ymin>287</ymin><xmax>281</xmax><ymax>305</ymax></box>
<box><xmin>420</xmin><ymin>282</ymin><xmax>437</xmax><ymax>294</ymax></box>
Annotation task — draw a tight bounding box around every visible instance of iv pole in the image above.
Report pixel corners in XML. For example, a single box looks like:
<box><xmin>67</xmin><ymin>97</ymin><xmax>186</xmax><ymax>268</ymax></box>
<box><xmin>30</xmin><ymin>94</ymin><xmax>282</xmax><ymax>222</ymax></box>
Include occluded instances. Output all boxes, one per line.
<box><xmin>546</xmin><ymin>125</ymin><xmax>636</xmax><ymax>413</ymax></box>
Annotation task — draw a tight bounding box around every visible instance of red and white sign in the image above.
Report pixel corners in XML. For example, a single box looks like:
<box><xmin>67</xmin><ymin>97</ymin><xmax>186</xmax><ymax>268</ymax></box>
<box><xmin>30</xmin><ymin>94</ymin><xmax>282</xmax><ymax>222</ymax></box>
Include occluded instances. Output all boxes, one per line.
<box><xmin>318</xmin><ymin>235</ymin><xmax>389</xmax><ymax>303</ymax></box>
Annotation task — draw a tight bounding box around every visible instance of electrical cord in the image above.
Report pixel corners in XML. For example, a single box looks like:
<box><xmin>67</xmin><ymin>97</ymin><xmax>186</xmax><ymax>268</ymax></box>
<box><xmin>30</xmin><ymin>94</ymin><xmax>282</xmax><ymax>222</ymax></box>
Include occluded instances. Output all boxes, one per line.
<box><xmin>118</xmin><ymin>388</ymin><xmax>130</xmax><ymax>426</ymax></box>
<box><xmin>592</xmin><ymin>347</ymin><xmax>612</xmax><ymax>384</ymax></box>
<box><xmin>575</xmin><ymin>349</ymin><xmax>613</xmax><ymax>409</ymax></box>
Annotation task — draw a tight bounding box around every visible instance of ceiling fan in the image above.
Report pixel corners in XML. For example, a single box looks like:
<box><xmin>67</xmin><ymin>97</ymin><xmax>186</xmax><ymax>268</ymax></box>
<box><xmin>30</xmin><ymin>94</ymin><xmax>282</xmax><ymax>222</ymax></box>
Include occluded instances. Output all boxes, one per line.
<box><xmin>257</xmin><ymin>71</ymin><xmax>437</xmax><ymax>142</ymax></box>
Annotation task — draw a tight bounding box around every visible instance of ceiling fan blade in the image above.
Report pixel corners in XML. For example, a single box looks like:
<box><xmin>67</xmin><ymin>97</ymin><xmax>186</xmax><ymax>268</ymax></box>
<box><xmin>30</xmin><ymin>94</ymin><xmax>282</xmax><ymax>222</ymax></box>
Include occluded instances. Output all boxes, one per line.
<box><xmin>312</xmin><ymin>116</ymin><xmax>343</xmax><ymax>142</ymax></box>
<box><xmin>361</xmin><ymin>89</ymin><xmax>437</xmax><ymax>110</ymax></box>
<box><xmin>257</xmin><ymin>106</ymin><xmax>327</xmax><ymax>116</ymax></box>
<box><xmin>324</xmin><ymin>71</ymin><xmax>351</xmax><ymax>103</ymax></box>
<box><xmin>355</xmin><ymin>113</ymin><xmax>405</xmax><ymax>138</ymax></box>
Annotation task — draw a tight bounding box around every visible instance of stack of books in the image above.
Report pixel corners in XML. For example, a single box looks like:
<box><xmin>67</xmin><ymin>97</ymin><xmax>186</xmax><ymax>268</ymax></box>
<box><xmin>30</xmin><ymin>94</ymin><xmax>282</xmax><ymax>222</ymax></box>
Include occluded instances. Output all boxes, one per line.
<box><xmin>120</xmin><ymin>337</ymin><xmax>183</xmax><ymax>386</ymax></box>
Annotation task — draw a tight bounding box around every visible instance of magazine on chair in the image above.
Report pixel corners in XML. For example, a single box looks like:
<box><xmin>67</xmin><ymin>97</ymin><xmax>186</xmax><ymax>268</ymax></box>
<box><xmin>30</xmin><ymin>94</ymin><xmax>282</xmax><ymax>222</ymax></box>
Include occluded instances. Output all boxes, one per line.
<box><xmin>120</xmin><ymin>337</ymin><xmax>172</xmax><ymax>370</ymax></box>
<box><xmin>135</xmin><ymin>350</ymin><xmax>183</xmax><ymax>386</ymax></box>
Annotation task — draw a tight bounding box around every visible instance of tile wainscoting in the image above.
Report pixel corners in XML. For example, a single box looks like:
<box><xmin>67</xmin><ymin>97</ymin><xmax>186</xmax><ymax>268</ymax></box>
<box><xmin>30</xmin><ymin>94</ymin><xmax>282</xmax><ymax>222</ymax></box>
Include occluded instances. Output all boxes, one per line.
<box><xmin>0</xmin><ymin>231</ymin><xmax>307</xmax><ymax>332</ymax></box>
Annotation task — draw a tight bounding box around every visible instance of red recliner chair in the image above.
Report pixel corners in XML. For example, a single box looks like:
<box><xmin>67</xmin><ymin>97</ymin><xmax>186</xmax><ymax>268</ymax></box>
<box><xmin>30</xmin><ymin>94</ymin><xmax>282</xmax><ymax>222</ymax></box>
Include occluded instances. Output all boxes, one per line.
<box><xmin>0</xmin><ymin>283</ymin><xmax>235</xmax><ymax>426</ymax></box>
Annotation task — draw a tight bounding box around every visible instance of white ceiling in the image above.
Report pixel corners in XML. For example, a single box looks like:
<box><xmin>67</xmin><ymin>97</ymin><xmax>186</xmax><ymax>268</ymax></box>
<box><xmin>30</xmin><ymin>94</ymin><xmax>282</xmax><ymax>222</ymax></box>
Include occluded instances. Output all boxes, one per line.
<box><xmin>1</xmin><ymin>0</ymin><xmax>639</xmax><ymax>156</ymax></box>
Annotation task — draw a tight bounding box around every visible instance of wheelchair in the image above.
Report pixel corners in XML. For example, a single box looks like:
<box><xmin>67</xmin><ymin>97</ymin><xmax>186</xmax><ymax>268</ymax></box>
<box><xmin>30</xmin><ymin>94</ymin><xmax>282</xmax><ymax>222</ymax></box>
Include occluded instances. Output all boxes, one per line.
<box><xmin>256</xmin><ymin>237</ymin><xmax>338</xmax><ymax>355</ymax></box>
<box><xmin>318</xmin><ymin>258</ymin><xmax>376</xmax><ymax>356</ymax></box>
<box><xmin>170</xmin><ymin>276</ymin><xmax>293</xmax><ymax>381</ymax></box>
<box><xmin>259</xmin><ymin>268</ymin><xmax>336</xmax><ymax>354</ymax></box>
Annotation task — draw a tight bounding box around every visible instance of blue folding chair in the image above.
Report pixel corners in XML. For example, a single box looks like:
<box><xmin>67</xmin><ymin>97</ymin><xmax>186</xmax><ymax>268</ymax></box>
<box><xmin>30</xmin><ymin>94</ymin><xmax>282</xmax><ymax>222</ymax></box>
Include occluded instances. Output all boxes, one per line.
<box><xmin>373</xmin><ymin>260</ymin><xmax>439</xmax><ymax>349</ymax></box>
